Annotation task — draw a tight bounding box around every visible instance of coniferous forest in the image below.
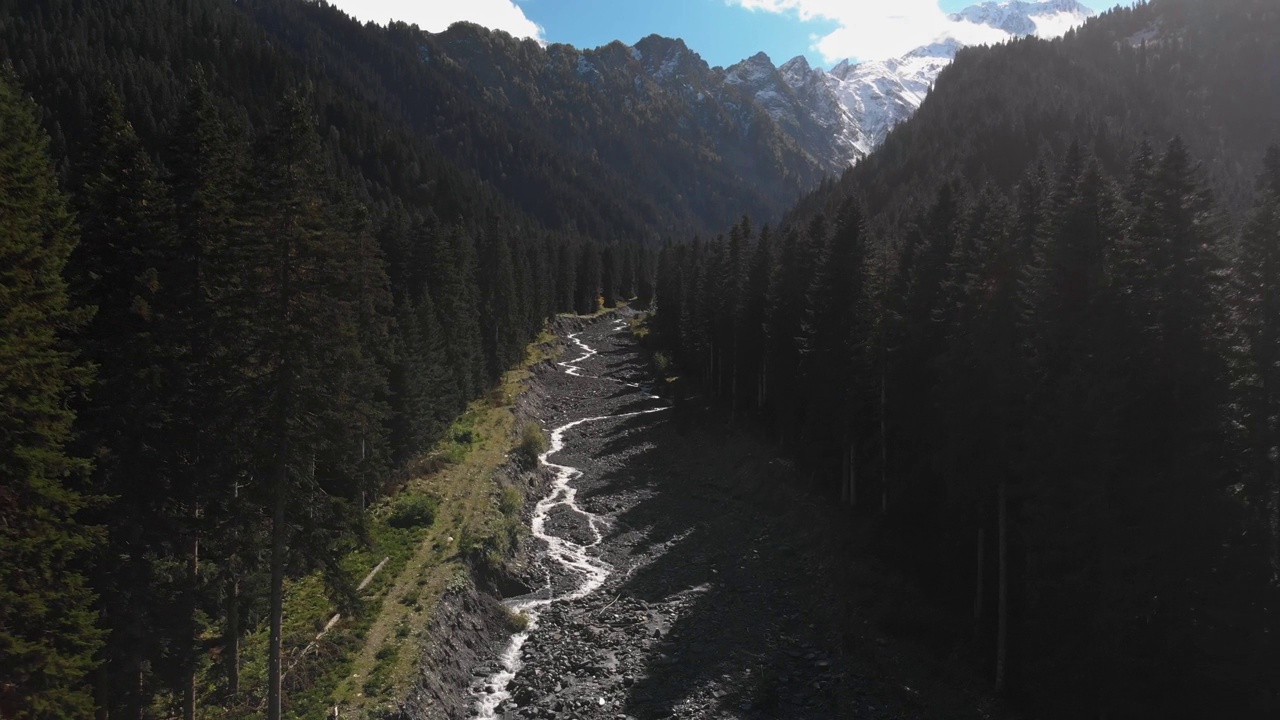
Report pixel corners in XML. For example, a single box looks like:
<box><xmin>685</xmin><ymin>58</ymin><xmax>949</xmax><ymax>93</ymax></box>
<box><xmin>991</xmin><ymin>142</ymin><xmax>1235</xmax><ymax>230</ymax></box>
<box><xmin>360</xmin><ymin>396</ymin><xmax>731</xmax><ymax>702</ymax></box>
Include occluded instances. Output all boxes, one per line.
<box><xmin>654</xmin><ymin>1</ymin><xmax>1280</xmax><ymax>715</ymax></box>
<box><xmin>0</xmin><ymin>1</ymin><xmax>655</xmax><ymax>716</ymax></box>
<box><xmin>3</xmin><ymin>0</ymin><xmax>1280</xmax><ymax>718</ymax></box>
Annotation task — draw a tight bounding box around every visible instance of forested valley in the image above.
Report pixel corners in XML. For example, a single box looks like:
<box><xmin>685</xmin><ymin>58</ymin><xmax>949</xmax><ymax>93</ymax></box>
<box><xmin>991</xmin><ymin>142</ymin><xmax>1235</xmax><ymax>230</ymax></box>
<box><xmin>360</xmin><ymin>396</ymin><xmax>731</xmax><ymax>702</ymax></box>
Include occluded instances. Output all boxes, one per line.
<box><xmin>3</xmin><ymin>0</ymin><xmax>1280</xmax><ymax>718</ymax></box>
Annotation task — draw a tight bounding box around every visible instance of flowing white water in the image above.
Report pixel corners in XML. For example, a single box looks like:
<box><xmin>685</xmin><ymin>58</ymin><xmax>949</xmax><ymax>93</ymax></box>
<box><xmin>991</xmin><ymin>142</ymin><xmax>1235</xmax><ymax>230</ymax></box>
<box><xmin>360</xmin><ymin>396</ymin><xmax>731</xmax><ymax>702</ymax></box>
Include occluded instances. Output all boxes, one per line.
<box><xmin>471</xmin><ymin>323</ymin><xmax>667</xmax><ymax>718</ymax></box>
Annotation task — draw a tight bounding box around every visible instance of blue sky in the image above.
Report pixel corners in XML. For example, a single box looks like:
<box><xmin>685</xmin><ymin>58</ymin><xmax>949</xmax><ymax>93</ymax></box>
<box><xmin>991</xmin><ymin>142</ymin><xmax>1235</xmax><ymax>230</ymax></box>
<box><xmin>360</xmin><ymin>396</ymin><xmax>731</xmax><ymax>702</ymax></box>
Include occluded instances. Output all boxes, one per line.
<box><xmin>517</xmin><ymin>0</ymin><xmax>988</xmax><ymax>67</ymax></box>
<box><xmin>331</xmin><ymin>0</ymin><xmax>1115</xmax><ymax>68</ymax></box>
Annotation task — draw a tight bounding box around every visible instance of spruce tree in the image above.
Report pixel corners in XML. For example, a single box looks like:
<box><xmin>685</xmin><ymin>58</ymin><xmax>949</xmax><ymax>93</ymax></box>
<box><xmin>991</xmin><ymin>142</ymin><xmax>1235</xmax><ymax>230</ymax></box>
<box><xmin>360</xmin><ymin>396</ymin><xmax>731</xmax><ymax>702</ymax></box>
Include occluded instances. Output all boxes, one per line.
<box><xmin>741</xmin><ymin>225</ymin><xmax>773</xmax><ymax>412</ymax></box>
<box><xmin>803</xmin><ymin>200</ymin><xmax>868</xmax><ymax>504</ymax></box>
<box><xmin>239</xmin><ymin>94</ymin><xmax>375</xmax><ymax>720</ymax></box>
<box><xmin>0</xmin><ymin>64</ymin><xmax>103</xmax><ymax>720</ymax></box>
<box><xmin>421</xmin><ymin>222</ymin><xmax>485</xmax><ymax>409</ymax></box>
<box><xmin>479</xmin><ymin>229</ymin><xmax>520</xmax><ymax>379</ymax></box>
<box><xmin>1233</xmin><ymin>145</ymin><xmax>1280</xmax><ymax>582</ymax></box>
<box><xmin>72</xmin><ymin>86</ymin><xmax>178</xmax><ymax>719</ymax></box>
<box><xmin>601</xmin><ymin>244</ymin><xmax>619</xmax><ymax>308</ymax></box>
<box><xmin>162</xmin><ymin>72</ymin><xmax>246</xmax><ymax>717</ymax></box>
<box><xmin>575</xmin><ymin>242</ymin><xmax>602</xmax><ymax>315</ymax></box>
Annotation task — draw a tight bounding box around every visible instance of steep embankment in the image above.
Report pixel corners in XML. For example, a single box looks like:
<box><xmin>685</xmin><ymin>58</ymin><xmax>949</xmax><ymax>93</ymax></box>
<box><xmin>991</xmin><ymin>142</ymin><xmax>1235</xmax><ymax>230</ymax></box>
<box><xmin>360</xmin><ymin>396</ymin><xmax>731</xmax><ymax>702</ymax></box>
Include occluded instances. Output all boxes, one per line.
<box><xmin>451</xmin><ymin>315</ymin><xmax>999</xmax><ymax>720</ymax></box>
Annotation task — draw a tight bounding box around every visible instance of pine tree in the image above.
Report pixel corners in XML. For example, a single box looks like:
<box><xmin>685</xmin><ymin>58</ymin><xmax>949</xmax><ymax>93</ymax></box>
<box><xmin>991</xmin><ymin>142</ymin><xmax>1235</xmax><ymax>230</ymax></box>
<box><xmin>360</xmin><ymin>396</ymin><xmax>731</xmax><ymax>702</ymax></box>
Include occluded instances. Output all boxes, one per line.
<box><xmin>1233</xmin><ymin>145</ymin><xmax>1280</xmax><ymax>583</ymax></box>
<box><xmin>575</xmin><ymin>242</ymin><xmax>602</xmax><ymax>315</ymax></box>
<box><xmin>161</xmin><ymin>71</ymin><xmax>246</xmax><ymax>717</ymax></box>
<box><xmin>765</xmin><ymin>221</ymin><xmax>824</xmax><ymax>446</ymax></box>
<box><xmin>556</xmin><ymin>240</ymin><xmax>578</xmax><ymax>314</ymax></box>
<box><xmin>0</xmin><ymin>64</ymin><xmax>103</xmax><ymax>720</ymax></box>
<box><xmin>480</xmin><ymin>229</ymin><xmax>521</xmax><ymax>379</ymax></box>
<box><xmin>601</xmin><ymin>244</ymin><xmax>619</xmax><ymax>308</ymax></box>
<box><xmin>72</xmin><ymin>85</ymin><xmax>179</xmax><ymax>719</ymax></box>
<box><xmin>422</xmin><ymin>222</ymin><xmax>485</xmax><ymax>409</ymax></box>
<box><xmin>390</xmin><ymin>290</ymin><xmax>453</xmax><ymax>463</ymax></box>
<box><xmin>741</xmin><ymin>225</ymin><xmax>773</xmax><ymax>412</ymax></box>
<box><xmin>239</xmin><ymin>94</ymin><xmax>376</xmax><ymax>720</ymax></box>
<box><xmin>803</xmin><ymin>200</ymin><xmax>867</xmax><ymax>505</ymax></box>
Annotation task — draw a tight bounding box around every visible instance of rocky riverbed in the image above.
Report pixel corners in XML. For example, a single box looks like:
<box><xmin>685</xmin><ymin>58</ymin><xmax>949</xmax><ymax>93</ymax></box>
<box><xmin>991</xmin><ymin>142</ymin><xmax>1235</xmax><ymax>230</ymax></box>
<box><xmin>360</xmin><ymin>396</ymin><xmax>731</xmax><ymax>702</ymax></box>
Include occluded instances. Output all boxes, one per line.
<box><xmin>461</xmin><ymin>313</ymin><xmax>988</xmax><ymax>720</ymax></box>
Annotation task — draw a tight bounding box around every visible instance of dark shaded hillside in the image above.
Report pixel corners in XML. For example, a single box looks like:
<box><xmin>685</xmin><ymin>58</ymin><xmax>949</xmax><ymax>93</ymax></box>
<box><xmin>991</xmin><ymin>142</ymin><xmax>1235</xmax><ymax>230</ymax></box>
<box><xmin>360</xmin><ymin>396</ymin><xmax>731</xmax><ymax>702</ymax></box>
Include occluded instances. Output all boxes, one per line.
<box><xmin>788</xmin><ymin>0</ymin><xmax>1280</xmax><ymax>230</ymax></box>
<box><xmin>225</xmin><ymin>1</ymin><xmax>829</xmax><ymax>240</ymax></box>
<box><xmin>408</xmin><ymin>23</ymin><xmax>827</xmax><ymax>239</ymax></box>
<box><xmin>0</xmin><ymin>0</ymin><xmax>496</xmax><ymax>222</ymax></box>
<box><xmin>0</xmin><ymin>1</ymin><xmax>663</xmax><ymax>718</ymax></box>
<box><xmin>651</xmin><ymin>1</ymin><xmax>1280</xmax><ymax>717</ymax></box>
<box><xmin>0</xmin><ymin>0</ymin><xmax>827</xmax><ymax>243</ymax></box>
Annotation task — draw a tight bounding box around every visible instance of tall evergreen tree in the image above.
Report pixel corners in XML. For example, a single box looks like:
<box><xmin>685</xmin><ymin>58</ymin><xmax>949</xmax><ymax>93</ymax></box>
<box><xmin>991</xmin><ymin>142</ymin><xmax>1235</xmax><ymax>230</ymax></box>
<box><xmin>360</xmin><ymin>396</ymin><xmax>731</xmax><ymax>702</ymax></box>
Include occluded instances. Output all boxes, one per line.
<box><xmin>161</xmin><ymin>72</ymin><xmax>246</xmax><ymax>718</ymax></box>
<box><xmin>0</xmin><ymin>65</ymin><xmax>103</xmax><ymax>720</ymax></box>
<box><xmin>740</xmin><ymin>225</ymin><xmax>773</xmax><ymax>412</ymax></box>
<box><xmin>72</xmin><ymin>86</ymin><xmax>179</xmax><ymax>719</ymax></box>
<box><xmin>422</xmin><ymin>222</ymin><xmax>485</xmax><ymax>408</ymax></box>
<box><xmin>803</xmin><ymin>200</ymin><xmax>868</xmax><ymax>504</ymax></box>
<box><xmin>1235</xmin><ymin>145</ymin><xmax>1280</xmax><ymax>584</ymax></box>
<box><xmin>601</xmin><ymin>244</ymin><xmax>619</xmax><ymax>309</ymax></box>
<box><xmin>480</xmin><ymin>229</ymin><xmax>521</xmax><ymax>379</ymax></box>
<box><xmin>238</xmin><ymin>94</ymin><xmax>378</xmax><ymax>720</ymax></box>
<box><xmin>575</xmin><ymin>242</ymin><xmax>602</xmax><ymax>316</ymax></box>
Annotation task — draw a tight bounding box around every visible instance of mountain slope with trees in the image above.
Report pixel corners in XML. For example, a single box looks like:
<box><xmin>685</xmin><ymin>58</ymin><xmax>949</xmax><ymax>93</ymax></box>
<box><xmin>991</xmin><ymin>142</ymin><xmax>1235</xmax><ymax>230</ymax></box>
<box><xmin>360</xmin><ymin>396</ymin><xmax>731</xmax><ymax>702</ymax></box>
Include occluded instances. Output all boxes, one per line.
<box><xmin>653</xmin><ymin>0</ymin><xmax>1280</xmax><ymax>716</ymax></box>
<box><xmin>0</xmin><ymin>0</ymin><xmax>659</xmax><ymax>717</ymax></box>
<box><xmin>790</xmin><ymin>0</ymin><xmax>1280</xmax><ymax>228</ymax></box>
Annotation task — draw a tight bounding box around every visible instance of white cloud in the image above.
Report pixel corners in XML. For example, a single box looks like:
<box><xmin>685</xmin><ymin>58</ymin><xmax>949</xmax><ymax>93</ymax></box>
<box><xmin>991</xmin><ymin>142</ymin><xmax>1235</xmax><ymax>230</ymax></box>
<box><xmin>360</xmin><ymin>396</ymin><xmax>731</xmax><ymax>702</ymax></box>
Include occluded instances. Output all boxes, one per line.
<box><xmin>731</xmin><ymin>0</ymin><xmax>1023</xmax><ymax>62</ymax></box>
<box><xmin>328</xmin><ymin>0</ymin><xmax>545</xmax><ymax>41</ymax></box>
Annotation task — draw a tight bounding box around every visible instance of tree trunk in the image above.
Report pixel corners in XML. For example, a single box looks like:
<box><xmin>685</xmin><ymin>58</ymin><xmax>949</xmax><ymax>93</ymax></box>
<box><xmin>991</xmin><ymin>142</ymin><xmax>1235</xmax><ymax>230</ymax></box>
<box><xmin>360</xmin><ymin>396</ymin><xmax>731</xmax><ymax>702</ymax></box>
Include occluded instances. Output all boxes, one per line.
<box><xmin>974</xmin><ymin>526</ymin><xmax>985</xmax><ymax>644</ymax></box>
<box><xmin>731</xmin><ymin>333</ymin><xmax>739</xmax><ymax>418</ymax></box>
<box><xmin>841</xmin><ymin>432</ymin><xmax>851</xmax><ymax>505</ymax></box>
<box><xmin>752</xmin><ymin>353</ymin><xmax>762</xmax><ymax>409</ymax></box>
<box><xmin>1271</xmin><ymin>451</ymin><xmax>1279</xmax><ymax>584</ymax></box>
<box><xmin>134</xmin><ymin>663</ymin><xmax>144</xmax><ymax>720</ymax></box>
<box><xmin>225</xmin><ymin>575</ymin><xmax>239</xmax><ymax>699</ymax></box>
<box><xmin>879</xmin><ymin>377</ymin><xmax>888</xmax><ymax>515</ymax></box>
<box><xmin>849</xmin><ymin>442</ymin><xmax>858</xmax><ymax>509</ymax></box>
<box><xmin>267</xmin><ymin>462</ymin><xmax>287</xmax><ymax>720</ymax></box>
<box><xmin>878</xmin><ymin>249</ymin><xmax>890</xmax><ymax>516</ymax></box>
<box><xmin>95</xmin><ymin>664</ymin><xmax>109</xmax><ymax>720</ymax></box>
<box><xmin>129</xmin><ymin>579</ymin><xmax>145</xmax><ymax>720</ymax></box>
<box><xmin>184</xmin><ymin>518</ymin><xmax>199</xmax><ymax>720</ymax></box>
<box><xmin>995</xmin><ymin>482</ymin><xmax>1009</xmax><ymax>695</ymax></box>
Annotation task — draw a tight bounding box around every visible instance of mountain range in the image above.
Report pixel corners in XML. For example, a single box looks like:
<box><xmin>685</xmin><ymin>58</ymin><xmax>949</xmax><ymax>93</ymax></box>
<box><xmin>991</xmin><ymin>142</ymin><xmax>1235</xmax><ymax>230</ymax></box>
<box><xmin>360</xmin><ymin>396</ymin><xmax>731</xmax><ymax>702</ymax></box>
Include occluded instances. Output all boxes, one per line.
<box><xmin>627</xmin><ymin>0</ymin><xmax>1096</xmax><ymax>171</ymax></box>
<box><xmin>400</xmin><ymin>0</ymin><xmax>1096</xmax><ymax>236</ymax></box>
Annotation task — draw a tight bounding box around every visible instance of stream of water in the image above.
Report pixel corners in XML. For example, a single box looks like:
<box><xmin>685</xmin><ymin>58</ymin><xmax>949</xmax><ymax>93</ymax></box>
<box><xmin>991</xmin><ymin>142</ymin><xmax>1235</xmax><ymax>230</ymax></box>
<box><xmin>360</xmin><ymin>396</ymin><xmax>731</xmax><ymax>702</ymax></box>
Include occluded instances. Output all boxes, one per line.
<box><xmin>471</xmin><ymin>321</ymin><xmax>666</xmax><ymax>718</ymax></box>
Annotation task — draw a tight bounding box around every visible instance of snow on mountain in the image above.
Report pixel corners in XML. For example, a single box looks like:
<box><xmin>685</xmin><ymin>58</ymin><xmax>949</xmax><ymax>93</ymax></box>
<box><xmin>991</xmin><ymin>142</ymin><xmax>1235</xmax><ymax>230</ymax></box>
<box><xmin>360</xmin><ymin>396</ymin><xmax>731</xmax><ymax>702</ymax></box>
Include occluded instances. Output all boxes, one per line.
<box><xmin>950</xmin><ymin>0</ymin><xmax>1093</xmax><ymax>38</ymax></box>
<box><xmin>731</xmin><ymin>0</ymin><xmax>1095</xmax><ymax>168</ymax></box>
<box><xmin>619</xmin><ymin>1</ymin><xmax>1094</xmax><ymax>175</ymax></box>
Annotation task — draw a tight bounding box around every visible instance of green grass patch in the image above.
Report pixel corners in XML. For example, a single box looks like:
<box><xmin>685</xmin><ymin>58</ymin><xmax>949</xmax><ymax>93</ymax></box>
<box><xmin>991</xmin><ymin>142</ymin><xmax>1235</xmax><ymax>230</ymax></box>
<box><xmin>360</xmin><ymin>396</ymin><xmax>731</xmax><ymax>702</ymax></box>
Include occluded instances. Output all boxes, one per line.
<box><xmin>360</xmin><ymin>643</ymin><xmax>401</xmax><ymax>698</ymax></box>
<box><xmin>196</xmin><ymin>325</ymin><xmax>568</xmax><ymax>719</ymax></box>
<box><xmin>387</xmin><ymin>494</ymin><xmax>440</xmax><ymax>530</ymax></box>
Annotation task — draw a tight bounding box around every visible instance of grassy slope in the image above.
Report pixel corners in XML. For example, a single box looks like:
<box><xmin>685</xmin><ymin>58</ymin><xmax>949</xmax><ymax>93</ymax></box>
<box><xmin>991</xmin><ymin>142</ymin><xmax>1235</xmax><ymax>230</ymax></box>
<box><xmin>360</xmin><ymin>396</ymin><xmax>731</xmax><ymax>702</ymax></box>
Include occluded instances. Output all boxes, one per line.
<box><xmin>196</xmin><ymin>328</ymin><xmax>560</xmax><ymax>719</ymax></box>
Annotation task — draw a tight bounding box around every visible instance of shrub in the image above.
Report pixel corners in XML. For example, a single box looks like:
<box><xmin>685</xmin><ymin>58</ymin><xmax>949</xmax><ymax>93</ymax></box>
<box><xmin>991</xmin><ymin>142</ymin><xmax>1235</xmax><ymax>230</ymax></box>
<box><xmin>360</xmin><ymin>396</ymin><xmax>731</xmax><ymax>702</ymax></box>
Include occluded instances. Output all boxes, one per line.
<box><xmin>505</xmin><ymin>608</ymin><xmax>531</xmax><ymax>632</ymax></box>
<box><xmin>499</xmin><ymin>485</ymin><xmax>523</xmax><ymax>517</ymax></box>
<box><xmin>386</xmin><ymin>494</ymin><xmax>439</xmax><ymax>529</ymax></box>
<box><xmin>514</xmin><ymin>422</ymin><xmax>547</xmax><ymax>469</ymax></box>
<box><xmin>653</xmin><ymin>351</ymin><xmax>670</xmax><ymax>374</ymax></box>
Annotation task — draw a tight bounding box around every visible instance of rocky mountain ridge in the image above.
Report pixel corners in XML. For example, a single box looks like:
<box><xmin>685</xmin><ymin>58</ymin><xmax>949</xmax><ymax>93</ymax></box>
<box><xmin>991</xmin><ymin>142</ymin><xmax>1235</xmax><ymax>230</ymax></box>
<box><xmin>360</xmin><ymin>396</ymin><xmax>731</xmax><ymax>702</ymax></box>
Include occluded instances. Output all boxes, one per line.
<box><xmin>701</xmin><ymin>0</ymin><xmax>1096</xmax><ymax>167</ymax></box>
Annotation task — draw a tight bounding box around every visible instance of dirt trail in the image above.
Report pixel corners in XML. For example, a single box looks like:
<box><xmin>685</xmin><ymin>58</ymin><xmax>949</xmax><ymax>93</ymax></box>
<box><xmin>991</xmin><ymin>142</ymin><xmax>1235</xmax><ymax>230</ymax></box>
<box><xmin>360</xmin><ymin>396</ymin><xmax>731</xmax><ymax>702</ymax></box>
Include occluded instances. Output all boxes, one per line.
<box><xmin>461</xmin><ymin>314</ymin><xmax>974</xmax><ymax>720</ymax></box>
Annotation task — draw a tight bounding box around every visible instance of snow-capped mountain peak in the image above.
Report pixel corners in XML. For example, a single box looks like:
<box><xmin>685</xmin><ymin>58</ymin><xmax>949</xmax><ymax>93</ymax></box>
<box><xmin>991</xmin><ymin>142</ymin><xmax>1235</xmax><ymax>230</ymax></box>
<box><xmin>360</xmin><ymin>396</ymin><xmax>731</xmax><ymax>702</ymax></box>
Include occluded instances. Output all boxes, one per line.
<box><xmin>756</xmin><ymin>0</ymin><xmax>1096</xmax><ymax>166</ymax></box>
<box><xmin>622</xmin><ymin>0</ymin><xmax>1095</xmax><ymax>175</ymax></box>
<box><xmin>951</xmin><ymin>0</ymin><xmax>1093</xmax><ymax>37</ymax></box>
